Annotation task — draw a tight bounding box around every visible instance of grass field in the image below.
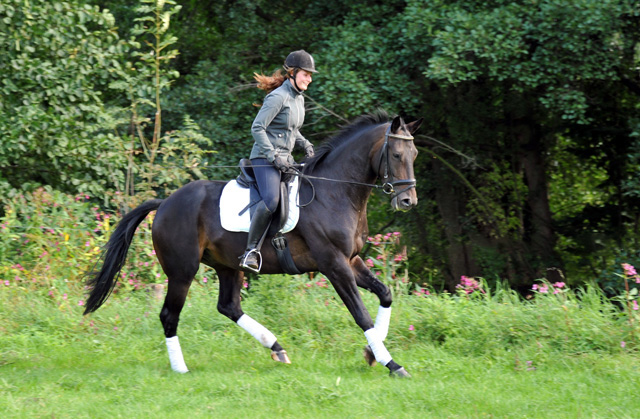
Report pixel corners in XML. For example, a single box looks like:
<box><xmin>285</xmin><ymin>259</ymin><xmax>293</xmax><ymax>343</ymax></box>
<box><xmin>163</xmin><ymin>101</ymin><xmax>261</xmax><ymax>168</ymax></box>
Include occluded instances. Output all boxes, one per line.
<box><xmin>1</xmin><ymin>275</ymin><xmax>639</xmax><ymax>418</ymax></box>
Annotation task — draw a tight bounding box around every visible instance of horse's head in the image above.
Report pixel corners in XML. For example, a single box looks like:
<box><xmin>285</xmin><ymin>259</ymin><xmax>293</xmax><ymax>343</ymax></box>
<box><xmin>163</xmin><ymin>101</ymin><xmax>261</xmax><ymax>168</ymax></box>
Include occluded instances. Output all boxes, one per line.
<box><xmin>377</xmin><ymin>116</ymin><xmax>423</xmax><ymax>211</ymax></box>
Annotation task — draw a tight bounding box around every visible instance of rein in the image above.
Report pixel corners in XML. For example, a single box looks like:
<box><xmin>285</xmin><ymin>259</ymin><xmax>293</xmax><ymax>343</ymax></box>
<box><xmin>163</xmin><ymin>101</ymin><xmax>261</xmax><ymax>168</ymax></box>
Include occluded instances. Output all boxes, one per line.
<box><xmin>291</xmin><ymin>124</ymin><xmax>416</xmax><ymax>207</ymax></box>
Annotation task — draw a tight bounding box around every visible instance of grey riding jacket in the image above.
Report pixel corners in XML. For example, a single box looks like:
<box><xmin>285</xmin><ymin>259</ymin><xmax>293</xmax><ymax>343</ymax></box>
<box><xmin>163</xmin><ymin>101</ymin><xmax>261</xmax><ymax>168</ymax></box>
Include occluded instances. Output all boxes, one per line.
<box><xmin>250</xmin><ymin>79</ymin><xmax>312</xmax><ymax>163</ymax></box>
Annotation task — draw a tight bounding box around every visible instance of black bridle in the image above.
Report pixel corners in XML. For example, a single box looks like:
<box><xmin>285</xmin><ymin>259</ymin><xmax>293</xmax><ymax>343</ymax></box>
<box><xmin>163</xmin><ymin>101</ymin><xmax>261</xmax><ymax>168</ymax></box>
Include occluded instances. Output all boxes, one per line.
<box><xmin>377</xmin><ymin>125</ymin><xmax>417</xmax><ymax>200</ymax></box>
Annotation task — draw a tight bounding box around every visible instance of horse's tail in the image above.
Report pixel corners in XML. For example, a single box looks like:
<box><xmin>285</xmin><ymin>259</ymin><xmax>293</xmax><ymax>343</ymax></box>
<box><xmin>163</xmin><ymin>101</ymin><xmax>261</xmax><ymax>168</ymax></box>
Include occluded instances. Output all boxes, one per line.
<box><xmin>83</xmin><ymin>199</ymin><xmax>163</xmax><ymax>315</ymax></box>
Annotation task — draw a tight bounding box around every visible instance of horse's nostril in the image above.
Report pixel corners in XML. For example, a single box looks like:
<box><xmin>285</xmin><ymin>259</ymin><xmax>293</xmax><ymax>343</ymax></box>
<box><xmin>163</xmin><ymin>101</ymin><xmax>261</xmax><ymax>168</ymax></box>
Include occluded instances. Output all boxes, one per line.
<box><xmin>401</xmin><ymin>198</ymin><xmax>412</xmax><ymax>208</ymax></box>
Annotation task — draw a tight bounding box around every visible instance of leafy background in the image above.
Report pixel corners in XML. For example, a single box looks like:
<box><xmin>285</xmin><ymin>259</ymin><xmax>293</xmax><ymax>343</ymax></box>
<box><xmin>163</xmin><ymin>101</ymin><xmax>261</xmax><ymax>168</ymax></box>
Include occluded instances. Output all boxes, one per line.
<box><xmin>1</xmin><ymin>0</ymin><xmax>640</xmax><ymax>292</ymax></box>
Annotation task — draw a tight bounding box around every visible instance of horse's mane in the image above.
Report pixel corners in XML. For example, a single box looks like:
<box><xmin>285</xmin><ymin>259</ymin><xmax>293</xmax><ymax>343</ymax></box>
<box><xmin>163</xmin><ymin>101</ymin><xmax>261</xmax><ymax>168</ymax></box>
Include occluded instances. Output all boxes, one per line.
<box><xmin>303</xmin><ymin>110</ymin><xmax>390</xmax><ymax>172</ymax></box>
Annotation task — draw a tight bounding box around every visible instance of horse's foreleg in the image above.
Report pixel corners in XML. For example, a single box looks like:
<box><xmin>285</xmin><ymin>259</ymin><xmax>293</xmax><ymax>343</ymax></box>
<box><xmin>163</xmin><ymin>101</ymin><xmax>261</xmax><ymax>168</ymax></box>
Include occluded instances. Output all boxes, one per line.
<box><xmin>353</xmin><ymin>256</ymin><xmax>393</xmax><ymax>341</ymax></box>
<box><xmin>215</xmin><ymin>267</ymin><xmax>290</xmax><ymax>363</ymax></box>
<box><xmin>322</xmin><ymin>258</ymin><xmax>409</xmax><ymax>377</ymax></box>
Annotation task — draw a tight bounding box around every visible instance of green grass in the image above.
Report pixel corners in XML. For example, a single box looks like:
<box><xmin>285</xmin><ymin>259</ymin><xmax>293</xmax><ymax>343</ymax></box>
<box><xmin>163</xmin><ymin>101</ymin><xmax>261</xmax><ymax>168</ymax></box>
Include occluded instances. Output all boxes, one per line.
<box><xmin>1</xmin><ymin>277</ymin><xmax>639</xmax><ymax>418</ymax></box>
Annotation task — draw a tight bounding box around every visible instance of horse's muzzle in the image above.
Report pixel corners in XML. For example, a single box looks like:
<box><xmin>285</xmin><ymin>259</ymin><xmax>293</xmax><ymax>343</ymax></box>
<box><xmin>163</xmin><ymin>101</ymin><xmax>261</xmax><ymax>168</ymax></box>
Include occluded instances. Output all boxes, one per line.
<box><xmin>391</xmin><ymin>194</ymin><xmax>418</xmax><ymax>212</ymax></box>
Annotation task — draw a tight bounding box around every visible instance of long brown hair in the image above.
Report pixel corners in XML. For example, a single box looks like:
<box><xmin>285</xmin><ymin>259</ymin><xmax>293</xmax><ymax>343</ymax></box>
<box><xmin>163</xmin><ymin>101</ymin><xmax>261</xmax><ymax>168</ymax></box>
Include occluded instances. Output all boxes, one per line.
<box><xmin>254</xmin><ymin>69</ymin><xmax>293</xmax><ymax>93</ymax></box>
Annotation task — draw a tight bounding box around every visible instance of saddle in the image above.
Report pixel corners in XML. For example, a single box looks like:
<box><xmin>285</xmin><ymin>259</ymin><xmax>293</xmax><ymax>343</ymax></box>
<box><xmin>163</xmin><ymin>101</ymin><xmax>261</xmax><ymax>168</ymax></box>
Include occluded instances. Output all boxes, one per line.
<box><xmin>219</xmin><ymin>159</ymin><xmax>302</xmax><ymax>274</ymax></box>
<box><xmin>236</xmin><ymin>158</ymin><xmax>292</xmax><ymax>232</ymax></box>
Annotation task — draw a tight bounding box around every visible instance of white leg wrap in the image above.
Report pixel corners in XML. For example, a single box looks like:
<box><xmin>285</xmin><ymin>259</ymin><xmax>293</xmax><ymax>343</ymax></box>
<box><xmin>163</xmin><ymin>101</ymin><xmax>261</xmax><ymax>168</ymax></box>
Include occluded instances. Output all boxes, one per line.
<box><xmin>374</xmin><ymin>306</ymin><xmax>391</xmax><ymax>341</ymax></box>
<box><xmin>364</xmin><ymin>328</ymin><xmax>392</xmax><ymax>366</ymax></box>
<box><xmin>237</xmin><ymin>314</ymin><xmax>277</xmax><ymax>348</ymax></box>
<box><xmin>166</xmin><ymin>336</ymin><xmax>189</xmax><ymax>373</ymax></box>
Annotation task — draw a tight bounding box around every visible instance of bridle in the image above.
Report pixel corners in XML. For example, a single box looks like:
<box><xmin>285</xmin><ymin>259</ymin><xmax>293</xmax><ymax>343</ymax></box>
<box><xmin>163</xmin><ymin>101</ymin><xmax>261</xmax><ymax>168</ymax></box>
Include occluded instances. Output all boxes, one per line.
<box><xmin>376</xmin><ymin>125</ymin><xmax>417</xmax><ymax>199</ymax></box>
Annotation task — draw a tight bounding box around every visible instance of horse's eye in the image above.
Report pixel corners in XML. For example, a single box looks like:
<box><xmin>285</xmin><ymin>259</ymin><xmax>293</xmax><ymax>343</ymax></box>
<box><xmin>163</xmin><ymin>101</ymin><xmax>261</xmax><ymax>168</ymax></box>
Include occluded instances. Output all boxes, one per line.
<box><xmin>393</xmin><ymin>153</ymin><xmax>401</xmax><ymax>159</ymax></box>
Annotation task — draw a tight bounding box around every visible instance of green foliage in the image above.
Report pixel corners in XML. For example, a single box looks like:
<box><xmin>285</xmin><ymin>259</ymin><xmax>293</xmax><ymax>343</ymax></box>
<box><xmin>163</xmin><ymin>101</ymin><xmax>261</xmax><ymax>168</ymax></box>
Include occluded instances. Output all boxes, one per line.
<box><xmin>0</xmin><ymin>187</ymin><xmax>212</xmax><ymax>302</ymax></box>
<box><xmin>3</xmin><ymin>0</ymin><xmax>640</xmax><ymax>292</ymax></box>
<box><xmin>0</xmin><ymin>0</ymin><xmax>129</xmax><ymax>199</ymax></box>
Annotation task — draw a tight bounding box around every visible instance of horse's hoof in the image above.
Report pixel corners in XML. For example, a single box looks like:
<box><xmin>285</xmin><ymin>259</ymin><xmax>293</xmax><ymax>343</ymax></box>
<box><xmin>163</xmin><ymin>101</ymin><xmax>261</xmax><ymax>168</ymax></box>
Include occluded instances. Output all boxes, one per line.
<box><xmin>271</xmin><ymin>350</ymin><xmax>291</xmax><ymax>364</ymax></box>
<box><xmin>390</xmin><ymin>367</ymin><xmax>411</xmax><ymax>378</ymax></box>
<box><xmin>363</xmin><ymin>345</ymin><xmax>377</xmax><ymax>367</ymax></box>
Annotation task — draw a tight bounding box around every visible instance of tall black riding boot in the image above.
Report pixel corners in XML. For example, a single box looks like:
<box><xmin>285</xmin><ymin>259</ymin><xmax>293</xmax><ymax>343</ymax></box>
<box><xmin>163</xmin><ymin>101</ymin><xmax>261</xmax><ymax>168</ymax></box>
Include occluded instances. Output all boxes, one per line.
<box><xmin>239</xmin><ymin>201</ymin><xmax>273</xmax><ymax>273</ymax></box>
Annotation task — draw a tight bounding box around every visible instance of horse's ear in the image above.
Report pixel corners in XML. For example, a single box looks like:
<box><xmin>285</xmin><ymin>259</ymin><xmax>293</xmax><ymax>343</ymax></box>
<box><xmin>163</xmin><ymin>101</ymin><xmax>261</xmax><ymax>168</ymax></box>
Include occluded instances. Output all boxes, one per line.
<box><xmin>405</xmin><ymin>118</ymin><xmax>424</xmax><ymax>135</ymax></box>
<box><xmin>390</xmin><ymin>116</ymin><xmax>403</xmax><ymax>133</ymax></box>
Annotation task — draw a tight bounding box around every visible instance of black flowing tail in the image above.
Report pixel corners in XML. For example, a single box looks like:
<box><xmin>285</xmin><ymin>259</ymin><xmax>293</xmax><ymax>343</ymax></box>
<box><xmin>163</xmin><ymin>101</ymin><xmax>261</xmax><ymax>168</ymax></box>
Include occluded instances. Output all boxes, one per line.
<box><xmin>83</xmin><ymin>199</ymin><xmax>163</xmax><ymax>315</ymax></box>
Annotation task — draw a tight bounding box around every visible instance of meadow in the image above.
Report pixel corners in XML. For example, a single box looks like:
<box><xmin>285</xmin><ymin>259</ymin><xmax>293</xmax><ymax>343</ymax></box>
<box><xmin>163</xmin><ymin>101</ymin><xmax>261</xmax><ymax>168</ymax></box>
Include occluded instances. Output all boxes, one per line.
<box><xmin>1</xmin><ymin>188</ymin><xmax>639</xmax><ymax>418</ymax></box>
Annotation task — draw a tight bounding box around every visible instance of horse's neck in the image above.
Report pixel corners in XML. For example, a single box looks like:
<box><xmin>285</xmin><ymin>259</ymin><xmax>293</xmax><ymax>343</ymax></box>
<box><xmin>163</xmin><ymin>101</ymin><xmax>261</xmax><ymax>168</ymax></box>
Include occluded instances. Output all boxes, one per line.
<box><xmin>315</xmin><ymin>131</ymin><xmax>382</xmax><ymax>207</ymax></box>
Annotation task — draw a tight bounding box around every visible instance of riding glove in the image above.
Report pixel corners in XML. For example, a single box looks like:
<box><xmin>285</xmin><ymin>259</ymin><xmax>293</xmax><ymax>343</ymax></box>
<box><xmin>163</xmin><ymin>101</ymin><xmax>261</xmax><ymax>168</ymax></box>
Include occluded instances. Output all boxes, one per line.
<box><xmin>273</xmin><ymin>156</ymin><xmax>294</xmax><ymax>173</ymax></box>
<box><xmin>305</xmin><ymin>144</ymin><xmax>315</xmax><ymax>158</ymax></box>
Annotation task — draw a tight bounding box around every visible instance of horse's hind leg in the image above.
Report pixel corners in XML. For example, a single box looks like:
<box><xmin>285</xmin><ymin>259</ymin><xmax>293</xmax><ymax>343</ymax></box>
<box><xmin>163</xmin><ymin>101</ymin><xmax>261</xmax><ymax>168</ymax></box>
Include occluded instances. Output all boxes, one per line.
<box><xmin>160</xmin><ymin>274</ymin><xmax>195</xmax><ymax>373</ymax></box>
<box><xmin>352</xmin><ymin>256</ymin><xmax>394</xmax><ymax>366</ymax></box>
<box><xmin>155</xmin><ymin>243</ymin><xmax>199</xmax><ymax>373</ymax></box>
<box><xmin>215</xmin><ymin>266</ymin><xmax>290</xmax><ymax>363</ymax></box>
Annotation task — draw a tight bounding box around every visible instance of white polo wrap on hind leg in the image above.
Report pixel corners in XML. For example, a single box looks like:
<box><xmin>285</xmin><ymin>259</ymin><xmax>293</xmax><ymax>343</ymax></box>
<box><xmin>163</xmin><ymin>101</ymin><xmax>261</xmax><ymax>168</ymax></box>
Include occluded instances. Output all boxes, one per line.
<box><xmin>166</xmin><ymin>336</ymin><xmax>189</xmax><ymax>373</ymax></box>
<box><xmin>374</xmin><ymin>306</ymin><xmax>391</xmax><ymax>341</ymax></box>
<box><xmin>364</xmin><ymin>328</ymin><xmax>392</xmax><ymax>366</ymax></box>
<box><xmin>237</xmin><ymin>314</ymin><xmax>277</xmax><ymax>348</ymax></box>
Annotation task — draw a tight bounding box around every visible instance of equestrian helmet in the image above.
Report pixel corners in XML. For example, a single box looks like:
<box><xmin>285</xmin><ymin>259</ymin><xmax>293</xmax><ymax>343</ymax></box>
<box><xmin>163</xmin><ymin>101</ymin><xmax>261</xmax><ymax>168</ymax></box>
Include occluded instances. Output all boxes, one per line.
<box><xmin>284</xmin><ymin>50</ymin><xmax>317</xmax><ymax>73</ymax></box>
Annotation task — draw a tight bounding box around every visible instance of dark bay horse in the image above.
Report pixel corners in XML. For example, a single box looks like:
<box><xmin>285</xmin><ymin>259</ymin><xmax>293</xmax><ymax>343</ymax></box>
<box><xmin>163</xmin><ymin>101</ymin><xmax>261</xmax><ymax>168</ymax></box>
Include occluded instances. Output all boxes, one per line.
<box><xmin>84</xmin><ymin>112</ymin><xmax>423</xmax><ymax>377</ymax></box>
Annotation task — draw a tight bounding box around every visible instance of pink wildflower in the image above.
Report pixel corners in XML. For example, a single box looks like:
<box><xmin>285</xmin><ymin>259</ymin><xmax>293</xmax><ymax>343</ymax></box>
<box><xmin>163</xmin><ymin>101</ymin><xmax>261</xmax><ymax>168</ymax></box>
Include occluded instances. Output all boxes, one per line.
<box><xmin>633</xmin><ymin>300</ymin><xmax>639</xmax><ymax>311</ymax></box>
<box><xmin>78</xmin><ymin>300</ymin><xmax>84</xmax><ymax>306</ymax></box>
<box><xmin>365</xmin><ymin>258</ymin><xmax>374</xmax><ymax>268</ymax></box>
<box><xmin>621</xmin><ymin>341</ymin><xmax>626</xmax><ymax>348</ymax></box>
<box><xmin>622</xmin><ymin>263</ymin><xmax>637</xmax><ymax>276</ymax></box>
<box><xmin>553</xmin><ymin>282</ymin><xmax>565</xmax><ymax>289</ymax></box>
<box><xmin>408</xmin><ymin>325</ymin><xmax>415</xmax><ymax>331</ymax></box>
<box><xmin>457</xmin><ymin>275</ymin><xmax>484</xmax><ymax>294</ymax></box>
<box><xmin>622</xmin><ymin>263</ymin><xmax>640</xmax><ymax>283</ymax></box>
<box><xmin>203</xmin><ymin>277</ymin><xmax>208</xmax><ymax>283</ymax></box>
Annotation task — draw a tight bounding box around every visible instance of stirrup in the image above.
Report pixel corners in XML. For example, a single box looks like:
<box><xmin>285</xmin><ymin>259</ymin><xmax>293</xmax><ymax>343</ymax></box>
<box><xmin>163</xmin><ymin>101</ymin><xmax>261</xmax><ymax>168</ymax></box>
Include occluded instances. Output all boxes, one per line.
<box><xmin>240</xmin><ymin>248</ymin><xmax>262</xmax><ymax>274</ymax></box>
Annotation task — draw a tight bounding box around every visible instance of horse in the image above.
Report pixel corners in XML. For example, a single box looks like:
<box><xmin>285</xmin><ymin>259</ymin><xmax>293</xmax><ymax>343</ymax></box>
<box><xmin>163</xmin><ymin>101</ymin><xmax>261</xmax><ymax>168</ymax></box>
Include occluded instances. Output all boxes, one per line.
<box><xmin>83</xmin><ymin>111</ymin><xmax>423</xmax><ymax>377</ymax></box>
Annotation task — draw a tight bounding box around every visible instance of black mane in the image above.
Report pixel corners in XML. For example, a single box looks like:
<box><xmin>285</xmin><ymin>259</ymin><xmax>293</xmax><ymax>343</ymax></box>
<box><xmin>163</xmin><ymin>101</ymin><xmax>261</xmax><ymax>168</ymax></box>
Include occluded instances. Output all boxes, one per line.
<box><xmin>304</xmin><ymin>110</ymin><xmax>390</xmax><ymax>172</ymax></box>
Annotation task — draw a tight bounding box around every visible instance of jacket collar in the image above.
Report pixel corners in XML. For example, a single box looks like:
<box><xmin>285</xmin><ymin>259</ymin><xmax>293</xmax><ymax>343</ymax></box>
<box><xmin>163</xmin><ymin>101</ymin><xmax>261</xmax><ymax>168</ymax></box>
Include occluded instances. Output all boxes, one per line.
<box><xmin>284</xmin><ymin>78</ymin><xmax>302</xmax><ymax>96</ymax></box>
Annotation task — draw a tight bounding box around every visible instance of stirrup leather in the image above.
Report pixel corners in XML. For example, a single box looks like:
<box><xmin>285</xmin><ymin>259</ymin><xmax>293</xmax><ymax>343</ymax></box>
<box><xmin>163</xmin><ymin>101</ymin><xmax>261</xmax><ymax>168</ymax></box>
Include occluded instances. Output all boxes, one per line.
<box><xmin>240</xmin><ymin>248</ymin><xmax>262</xmax><ymax>273</ymax></box>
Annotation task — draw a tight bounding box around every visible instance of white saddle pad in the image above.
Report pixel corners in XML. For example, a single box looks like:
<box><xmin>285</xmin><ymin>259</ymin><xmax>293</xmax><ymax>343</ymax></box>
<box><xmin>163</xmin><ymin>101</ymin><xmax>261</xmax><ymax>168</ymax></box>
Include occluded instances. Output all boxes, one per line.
<box><xmin>219</xmin><ymin>177</ymin><xmax>300</xmax><ymax>233</ymax></box>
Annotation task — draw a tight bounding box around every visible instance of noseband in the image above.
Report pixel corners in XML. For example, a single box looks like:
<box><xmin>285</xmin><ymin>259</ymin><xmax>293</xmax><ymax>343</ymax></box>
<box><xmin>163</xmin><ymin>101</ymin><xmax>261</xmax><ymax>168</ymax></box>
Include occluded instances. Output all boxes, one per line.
<box><xmin>377</xmin><ymin>125</ymin><xmax>417</xmax><ymax>199</ymax></box>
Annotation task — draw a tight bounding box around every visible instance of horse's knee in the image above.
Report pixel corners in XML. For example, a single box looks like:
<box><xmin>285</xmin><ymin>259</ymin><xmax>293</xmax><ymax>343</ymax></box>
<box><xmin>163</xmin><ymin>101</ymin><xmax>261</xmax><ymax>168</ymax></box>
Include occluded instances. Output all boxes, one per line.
<box><xmin>217</xmin><ymin>301</ymin><xmax>243</xmax><ymax>322</ymax></box>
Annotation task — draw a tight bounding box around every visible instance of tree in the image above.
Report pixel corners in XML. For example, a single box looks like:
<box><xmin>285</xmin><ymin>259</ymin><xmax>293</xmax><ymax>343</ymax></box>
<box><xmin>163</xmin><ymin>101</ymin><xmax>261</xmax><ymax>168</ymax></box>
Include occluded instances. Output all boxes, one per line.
<box><xmin>0</xmin><ymin>0</ymin><xmax>129</xmax><ymax>200</ymax></box>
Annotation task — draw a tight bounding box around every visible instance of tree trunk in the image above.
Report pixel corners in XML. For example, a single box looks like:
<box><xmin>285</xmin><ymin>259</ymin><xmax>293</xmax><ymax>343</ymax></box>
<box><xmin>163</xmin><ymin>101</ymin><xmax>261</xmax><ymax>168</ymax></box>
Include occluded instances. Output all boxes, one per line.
<box><xmin>517</xmin><ymin>124</ymin><xmax>563</xmax><ymax>282</ymax></box>
<box><xmin>433</xmin><ymin>164</ymin><xmax>479</xmax><ymax>290</ymax></box>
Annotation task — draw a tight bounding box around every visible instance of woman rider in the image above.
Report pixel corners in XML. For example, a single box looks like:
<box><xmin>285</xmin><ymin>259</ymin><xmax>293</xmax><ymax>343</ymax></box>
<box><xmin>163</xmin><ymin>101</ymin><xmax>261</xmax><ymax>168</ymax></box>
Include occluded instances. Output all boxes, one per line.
<box><xmin>239</xmin><ymin>50</ymin><xmax>317</xmax><ymax>273</ymax></box>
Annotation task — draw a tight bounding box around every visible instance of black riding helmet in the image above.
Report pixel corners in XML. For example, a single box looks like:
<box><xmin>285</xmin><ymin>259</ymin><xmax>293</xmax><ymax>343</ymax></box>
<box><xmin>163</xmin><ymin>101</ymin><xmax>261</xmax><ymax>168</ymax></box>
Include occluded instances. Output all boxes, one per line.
<box><xmin>283</xmin><ymin>50</ymin><xmax>317</xmax><ymax>73</ymax></box>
